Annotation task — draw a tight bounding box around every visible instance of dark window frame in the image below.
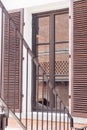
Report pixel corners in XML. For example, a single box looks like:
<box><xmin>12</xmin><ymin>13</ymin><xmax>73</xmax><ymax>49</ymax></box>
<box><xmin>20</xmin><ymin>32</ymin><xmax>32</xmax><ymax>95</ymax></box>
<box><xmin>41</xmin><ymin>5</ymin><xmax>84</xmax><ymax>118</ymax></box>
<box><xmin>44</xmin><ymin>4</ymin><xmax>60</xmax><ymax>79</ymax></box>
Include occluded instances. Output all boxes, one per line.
<box><xmin>32</xmin><ymin>8</ymin><xmax>69</xmax><ymax>111</ymax></box>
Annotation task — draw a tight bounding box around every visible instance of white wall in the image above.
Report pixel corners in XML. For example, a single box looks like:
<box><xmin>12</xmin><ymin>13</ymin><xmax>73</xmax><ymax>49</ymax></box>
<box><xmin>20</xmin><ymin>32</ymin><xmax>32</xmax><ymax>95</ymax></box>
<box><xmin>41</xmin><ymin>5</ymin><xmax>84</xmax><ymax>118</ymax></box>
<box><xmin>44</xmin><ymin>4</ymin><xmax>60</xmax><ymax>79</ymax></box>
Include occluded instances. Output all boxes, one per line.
<box><xmin>2</xmin><ymin>0</ymin><xmax>67</xmax><ymax>10</ymax></box>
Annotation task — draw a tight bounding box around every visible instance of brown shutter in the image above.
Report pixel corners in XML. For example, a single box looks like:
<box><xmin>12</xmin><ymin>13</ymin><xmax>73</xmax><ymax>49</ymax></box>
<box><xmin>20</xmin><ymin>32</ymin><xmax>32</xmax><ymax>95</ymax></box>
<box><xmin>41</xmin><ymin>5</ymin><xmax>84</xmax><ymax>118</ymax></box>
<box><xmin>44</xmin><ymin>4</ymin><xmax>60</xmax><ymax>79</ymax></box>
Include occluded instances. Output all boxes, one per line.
<box><xmin>72</xmin><ymin>0</ymin><xmax>87</xmax><ymax>117</ymax></box>
<box><xmin>2</xmin><ymin>9</ymin><xmax>23</xmax><ymax>111</ymax></box>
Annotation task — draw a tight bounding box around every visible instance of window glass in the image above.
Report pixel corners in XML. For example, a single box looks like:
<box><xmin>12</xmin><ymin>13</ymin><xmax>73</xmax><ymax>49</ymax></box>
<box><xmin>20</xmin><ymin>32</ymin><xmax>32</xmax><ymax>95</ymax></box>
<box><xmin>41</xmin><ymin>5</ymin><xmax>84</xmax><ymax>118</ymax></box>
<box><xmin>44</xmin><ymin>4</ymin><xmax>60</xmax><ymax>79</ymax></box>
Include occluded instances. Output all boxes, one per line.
<box><xmin>55</xmin><ymin>13</ymin><xmax>69</xmax><ymax>42</ymax></box>
<box><xmin>37</xmin><ymin>44</ymin><xmax>49</xmax><ymax>74</ymax></box>
<box><xmin>37</xmin><ymin>17</ymin><xmax>49</xmax><ymax>43</ymax></box>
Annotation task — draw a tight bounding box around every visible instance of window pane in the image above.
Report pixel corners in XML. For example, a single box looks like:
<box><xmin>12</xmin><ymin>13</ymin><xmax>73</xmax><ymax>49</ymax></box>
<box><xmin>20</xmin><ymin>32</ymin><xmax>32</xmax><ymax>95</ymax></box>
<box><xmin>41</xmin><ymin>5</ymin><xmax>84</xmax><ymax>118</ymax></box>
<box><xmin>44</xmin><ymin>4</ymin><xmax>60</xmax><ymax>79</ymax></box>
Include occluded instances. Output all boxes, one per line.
<box><xmin>55</xmin><ymin>13</ymin><xmax>69</xmax><ymax>42</ymax></box>
<box><xmin>55</xmin><ymin>82</ymin><xmax>69</xmax><ymax>107</ymax></box>
<box><xmin>55</xmin><ymin>43</ymin><xmax>69</xmax><ymax>78</ymax></box>
<box><xmin>36</xmin><ymin>81</ymin><xmax>49</xmax><ymax>102</ymax></box>
<box><xmin>37</xmin><ymin>17</ymin><xmax>49</xmax><ymax>43</ymax></box>
<box><xmin>37</xmin><ymin>45</ymin><xmax>49</xmax><ymax>74</ymax></box>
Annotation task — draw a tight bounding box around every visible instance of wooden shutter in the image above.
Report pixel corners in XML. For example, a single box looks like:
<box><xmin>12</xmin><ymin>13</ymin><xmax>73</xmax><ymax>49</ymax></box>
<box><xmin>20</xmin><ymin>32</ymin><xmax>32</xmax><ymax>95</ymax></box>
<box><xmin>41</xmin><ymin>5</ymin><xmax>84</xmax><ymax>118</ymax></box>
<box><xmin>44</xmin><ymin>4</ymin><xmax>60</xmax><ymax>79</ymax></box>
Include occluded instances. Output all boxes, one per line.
<box><xmin>72</xmin><ymin>0</ymin><xmax>87</xmax><ymax>117</ymax></box>
<box><xmin>2</xmin><ymin>9</ymin><xmax>23</xmax><ymax>111</ymax></box>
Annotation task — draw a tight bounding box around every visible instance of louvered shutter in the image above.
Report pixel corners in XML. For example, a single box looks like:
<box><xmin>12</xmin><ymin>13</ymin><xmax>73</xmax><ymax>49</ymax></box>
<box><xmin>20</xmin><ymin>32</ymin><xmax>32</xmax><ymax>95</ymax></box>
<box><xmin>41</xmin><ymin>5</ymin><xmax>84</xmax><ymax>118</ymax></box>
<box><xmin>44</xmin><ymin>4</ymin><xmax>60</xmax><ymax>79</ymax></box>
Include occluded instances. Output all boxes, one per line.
<box><xmin>72</xmin><ymin>0</ymin><xmax>87</xmax><ymax>117</ymax></box>
<box><xmin>2</xmin><ymin>9</ymin><xmax>23</xmax><ymax>111</ymax></box>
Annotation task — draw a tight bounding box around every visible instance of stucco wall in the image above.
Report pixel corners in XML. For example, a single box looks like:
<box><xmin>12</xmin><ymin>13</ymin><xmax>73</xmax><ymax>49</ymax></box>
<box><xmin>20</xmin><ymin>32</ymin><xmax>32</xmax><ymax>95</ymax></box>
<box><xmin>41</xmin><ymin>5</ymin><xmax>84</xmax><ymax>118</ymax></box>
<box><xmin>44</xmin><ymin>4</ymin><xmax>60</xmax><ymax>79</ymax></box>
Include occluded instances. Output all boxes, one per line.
<box><xmin>2</xmin><ymin>0</ymin><xmax>68</xmax><ymax>10</ymax></box>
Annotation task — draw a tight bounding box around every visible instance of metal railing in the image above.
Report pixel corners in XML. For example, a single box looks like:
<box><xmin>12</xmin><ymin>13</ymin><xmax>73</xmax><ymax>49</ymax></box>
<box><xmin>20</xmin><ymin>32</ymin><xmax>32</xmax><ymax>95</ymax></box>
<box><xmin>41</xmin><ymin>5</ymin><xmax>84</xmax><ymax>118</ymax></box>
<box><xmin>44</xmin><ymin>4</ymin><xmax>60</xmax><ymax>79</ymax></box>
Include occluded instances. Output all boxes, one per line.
<box><xmin>0</xmin><ymin>0</ymin><xmax>74</xmax><ymax>130</ymax></box>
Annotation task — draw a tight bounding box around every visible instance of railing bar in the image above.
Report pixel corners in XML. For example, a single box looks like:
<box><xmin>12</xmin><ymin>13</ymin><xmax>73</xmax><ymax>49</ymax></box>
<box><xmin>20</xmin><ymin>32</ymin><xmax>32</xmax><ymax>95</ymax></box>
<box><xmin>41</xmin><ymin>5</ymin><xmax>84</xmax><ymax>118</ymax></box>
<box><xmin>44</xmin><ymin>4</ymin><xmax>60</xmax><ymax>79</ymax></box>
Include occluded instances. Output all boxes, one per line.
<box><xmin>71</xmin><ymin>126</ymin><xmax>72</xmax><ymax>130</ymax></box>
<box><xmin>31</xmin><ymin>58</ymin><xmax>35</xmax><ymax>130</ymax></box>
<box><xmin>55</xmin><ymin>94</ymin><xmax>57</xmax><ymax>130</ymax></box>
<box><xmin>59</xmin><ymin>101</ymin><xmax>62</xmax><ymax>130</ymax></box>
<box><xmin>63</xmin><ymin>107</ymin><xmax>65</xmax><ymax>130</ymax></box>
<box><xmin>70</xmin><ymin>117</ymin><xmax>74</xmax><ymax>129</ymax></box>
<box><xmin>41</xmin><ymin>73</ymin><xmax>45</xmax><ymax>130</ymax></box>
<box><xmin>46</xmin><ymin>81</ymin><xmax>49</xmax><ymax>130</ymax></box>
<box><xmin>70</xmin><ymin>121</ymin><xmax>72</xmax><ymax>130</ymax></box>
<box><xmin>67</xmin><ymin>113</ymin><xmax>69</xmax><ymax>130</ymax></box>
<box><xmin>51</xmin><ymin>100</ymin><xmax>53</xmax><ymax>130</ymax></box>
<box><xmin>36</xmin><ymin>65</ymin><xmax>39</xmax><ymax>130</ymax></box>
<box><xmin>25</xmin><ymin>48</ymin><xmax>28</xmax><ymax>129</ymax></box>
<box><xmin>31</xmin><ymin>108</ymin><xmax>33</xmax><ymax>130</ymax></box>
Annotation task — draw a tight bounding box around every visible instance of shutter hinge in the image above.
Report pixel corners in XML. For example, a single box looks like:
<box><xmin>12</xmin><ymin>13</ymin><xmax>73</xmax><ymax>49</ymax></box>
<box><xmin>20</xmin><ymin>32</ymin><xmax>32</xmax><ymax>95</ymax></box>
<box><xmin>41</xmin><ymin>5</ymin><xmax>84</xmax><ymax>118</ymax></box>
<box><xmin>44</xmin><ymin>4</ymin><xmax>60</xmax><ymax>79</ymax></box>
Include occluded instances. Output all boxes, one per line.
<box><xmin>23</xmin><ymin>22</ymin><xmax>25</xmax><ymax>26</ymax></box>
<box><xmin>22</xmin><ymin>94</ymin><xmax>24</xmax><ymax>98</ymax></box>
<box><xmin>22</xmin><ymin>57</ymin><xmax>24</xmax><ymax>60</ymax></box>
<box><xmin>69</xmin><ymin>95</ymin><xmax>71</xmax><ymax>98</ymax></box>
<box><xmin>69</xmin><ymin>55</ymin><xmax>71</xmax><ymax>58</ymax></box>
<box><xmin>69</xmin><ymin>16</ymin><xmax>71</xmax><ymax>19</ymax></box>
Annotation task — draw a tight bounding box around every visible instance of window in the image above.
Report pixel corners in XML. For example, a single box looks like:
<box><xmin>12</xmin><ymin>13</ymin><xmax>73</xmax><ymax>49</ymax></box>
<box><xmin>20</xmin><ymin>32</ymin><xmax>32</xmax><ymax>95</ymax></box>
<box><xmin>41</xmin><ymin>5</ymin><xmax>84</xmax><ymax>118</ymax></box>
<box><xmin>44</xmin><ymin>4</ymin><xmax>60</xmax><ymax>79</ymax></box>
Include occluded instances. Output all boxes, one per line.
<box><xmin>32</xmin><ymin>9</ymin><xmax>69</xmax><ymax>111</ymax></box>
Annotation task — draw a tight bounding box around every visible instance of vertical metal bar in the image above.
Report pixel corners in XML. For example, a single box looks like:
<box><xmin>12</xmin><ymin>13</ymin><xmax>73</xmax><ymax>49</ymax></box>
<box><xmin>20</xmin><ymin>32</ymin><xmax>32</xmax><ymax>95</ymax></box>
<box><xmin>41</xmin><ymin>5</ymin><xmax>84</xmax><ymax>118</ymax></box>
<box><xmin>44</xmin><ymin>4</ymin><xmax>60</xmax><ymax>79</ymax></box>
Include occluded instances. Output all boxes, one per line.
<box><xmin>46</xmin><ymin>81</ymin><xmax>49</xmax><ymax>130</ymax></box>
<box><xmin>41</xmin><ymin>72</ymin><xmax>45</xmax><ymax>130</ymax></box>
<box><xmin>59</xmin><ymin>101</ymin><xmax>62</xmax><ymax>130</ymax></box>
<box><xmin>55</xmin><ymin>94</ymin><xmax>57</xmax><ymax>130</ymax></box>
<box><xmin>31</xmin><ymin>107</ymin><xmax>33</xmax><ymax>130</ymax></box>
<box><xmin>36</xmin><ymin>65</ymin><xmax>39</xmax><ymax>130</ymax></box>
<box><xmin>70</xmin><ymin>123</ymin><xmax>72</xmax><ymax>130</ymax></box>
<box><xmin>63</xmin><ymin>107</ymin><xmax>65</xmax><ymax>130</ymax></box>
<box><xmin>70</xmin><ymin>117</ymin><xmax>73</xmax><ymax>129</ymax></box>
<box><xmin>36</xmin><ymin>16</ymin><xmax>39</xmax><ymax>130</ymax></box>
<box><xmin>67</xmin><ymin>113</ymin><xmax>69</xmax><ymax>130</ymax></box>
<box><xmin>51</xmin><ymin>91</ymin><xmax>53</xmax><ymax>130</ymax></box>
<box><xmin>32</xmin><ymin>15</ymin><xmax>37</xmax><ymax>111</ymax></box>
<box><xmin>25</xmin><ymin>48</ymin><xmax>28</xmax><ymax>129</ymax></box>
<box><xmin>31</xmin><ymin>58</ymin><xmax>35</xmax><ymax>130</ymax></box>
